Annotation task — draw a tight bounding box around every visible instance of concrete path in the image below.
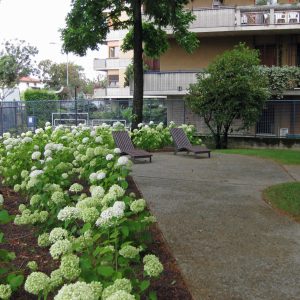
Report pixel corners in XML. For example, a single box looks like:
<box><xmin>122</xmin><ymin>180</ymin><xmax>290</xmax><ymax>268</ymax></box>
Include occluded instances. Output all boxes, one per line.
<box><xmin>132</xmin><ymin>153</ymin><xmax>300</xmax><ymax>300</ymax></box>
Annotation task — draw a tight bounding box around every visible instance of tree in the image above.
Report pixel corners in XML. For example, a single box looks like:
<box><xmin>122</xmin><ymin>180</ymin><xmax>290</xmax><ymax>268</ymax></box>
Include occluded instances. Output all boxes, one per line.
<box><xmin>61</xmin><ymin>0</ymin><xmax>199</xmax><ymax>129</ymax></box>
<box><xmin>0</xmin><ymin>39</ymin><xmax>38</xmax><ymax>100</ymax></box>
<box><xmin>38</xmin><ymin>59</ymin><xmax>93</xmax><ymax>99</ymax></box>
<box><xmin>186</xmin><ymin>43</ymin><xmax>270</xmax><ymax>149</ymax></box>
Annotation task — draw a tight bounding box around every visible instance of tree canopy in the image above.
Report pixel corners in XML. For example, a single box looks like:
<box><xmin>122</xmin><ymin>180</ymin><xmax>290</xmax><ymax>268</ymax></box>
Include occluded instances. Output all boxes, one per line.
<box><xmin>0</xmin><ymin>39</ymin><xmax>38</xmax><ymax>100</ymax></box>
<box><xmin>61</xmin><ymin>0</ymin><xmax>199</xmax><ymax>128</ymax></box>
<box><xmin>38</xmin><ymin>59</ymin><xmax>95</xmax><ymax>99</ymax></box>
<box><xmin>186</xmin><ymin>43</ymin><xmax>270</xmax><ymax>149</ymax></box>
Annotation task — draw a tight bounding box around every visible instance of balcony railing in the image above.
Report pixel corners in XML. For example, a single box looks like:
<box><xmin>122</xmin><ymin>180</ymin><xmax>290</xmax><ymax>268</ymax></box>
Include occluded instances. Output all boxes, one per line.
<box><xmin>164</xmin><ymin>5</ymin><xmax>300</xmax><ymax>34</ymax></box>
<box><xmin>94</xmin><ymin>87</ymin><xmax>130</xmax><ymax>98</ymax></box>
<box><xmin>106</xmin><ymin>29</ymin><xmax>128</xmax><ymax>41</ymax></box>
<box><xmin>93</xmin><ymin>58</ymin><xmax>131</xmax><ymax>71</ymax></box>
<box><xmin>136</xmin><ymin>71</ymin><xmax>199</xmax><ymax>96</ymax></box>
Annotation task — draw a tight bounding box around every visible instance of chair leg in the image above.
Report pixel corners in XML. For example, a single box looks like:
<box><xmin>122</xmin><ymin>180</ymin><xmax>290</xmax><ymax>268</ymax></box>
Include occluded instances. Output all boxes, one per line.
<box><xmin>149</xmin><ymin>156</ymin><xmax>152</xmax><ymax>163</ymax></box>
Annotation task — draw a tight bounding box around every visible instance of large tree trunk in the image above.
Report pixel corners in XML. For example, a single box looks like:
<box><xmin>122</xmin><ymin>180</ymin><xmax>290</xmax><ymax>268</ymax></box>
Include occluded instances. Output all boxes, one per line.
<box><xmin>131</xmin><ymin>0</ymin><xmax>143</xmax><ymax>130</ymax></box>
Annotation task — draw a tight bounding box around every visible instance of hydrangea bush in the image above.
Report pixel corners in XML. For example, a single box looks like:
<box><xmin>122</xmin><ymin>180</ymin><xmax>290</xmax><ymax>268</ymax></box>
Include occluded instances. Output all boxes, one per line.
<box><xmin>0</xmin><ymin>123</ymin><xmax>164</xmax><ymax>299</ymax></box>
<box><xmin>132</xmin><ymin>121</ymin><xmax>202</xmax><ymax>151</ymax></box>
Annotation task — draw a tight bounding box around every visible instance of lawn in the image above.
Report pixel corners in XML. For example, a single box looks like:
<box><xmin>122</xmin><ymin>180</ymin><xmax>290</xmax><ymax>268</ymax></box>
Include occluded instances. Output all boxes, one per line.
<box><xmin>215</xmin><ymin>149</ymin><xmax>300</xmax><ymax>165</ymax></box>
<box><xmin>263</xmin><ymin>182</ymin><xmax>300</xmax><ymax>221</ymax></box>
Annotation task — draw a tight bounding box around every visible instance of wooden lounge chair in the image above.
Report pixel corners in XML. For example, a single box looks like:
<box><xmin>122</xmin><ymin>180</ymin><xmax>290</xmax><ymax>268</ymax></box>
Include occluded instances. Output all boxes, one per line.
<box><xmin>170</xmin><ymin>127</ymin><xmax>211</xmax><ymax>158</ymax></box>
<box><xmin>112</xmin><ymin>130</ymin><xmax>152</xmax><ymax>162</ymax></box>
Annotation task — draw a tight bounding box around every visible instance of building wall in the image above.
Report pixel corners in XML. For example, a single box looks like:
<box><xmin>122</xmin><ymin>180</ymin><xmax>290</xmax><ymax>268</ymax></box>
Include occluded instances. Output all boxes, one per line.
<box><xmin>160</xmin><ymin>36</ymin><xmax>253</xmax><ymax>71</ymax></box>
<box><xmin>185</xmin><ymin>0</ymin><xmax>255</xmax><ymax>9</ymax></box>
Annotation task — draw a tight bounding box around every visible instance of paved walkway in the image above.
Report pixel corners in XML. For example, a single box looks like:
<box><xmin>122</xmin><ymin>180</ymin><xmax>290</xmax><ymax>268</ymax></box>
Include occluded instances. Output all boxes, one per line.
<box><xmin>132</xmin><ymin>153</ymin><xmax>300</xmax><ymax>300</ymax></box>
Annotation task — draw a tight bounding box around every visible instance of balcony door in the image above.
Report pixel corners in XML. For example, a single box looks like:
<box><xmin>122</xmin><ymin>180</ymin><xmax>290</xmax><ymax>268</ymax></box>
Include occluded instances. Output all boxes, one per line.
<box><xmin>256</xmin><ymin>45</ymin><xmax>279</xmax><ymax>66</ymax></box>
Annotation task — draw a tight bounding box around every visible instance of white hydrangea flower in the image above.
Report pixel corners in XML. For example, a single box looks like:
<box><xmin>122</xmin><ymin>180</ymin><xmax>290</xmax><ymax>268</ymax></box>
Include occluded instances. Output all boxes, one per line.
<box><xmin>90</xmin><ymin>130</ymin><xmax>96</xmax><ymax>137</ymax></box>
<box><xmin>57</xmin><ymin>206</ymin><xmax>81</xmax><ymax>221</ymax></box>
<box><xmin>102</xmin><ymin>278</ymin><xmax>132</xmax><ymax>299</ymax></box>
<box><xmin>49</xmin><ymin>227</ymin><xmax>69</xmax><ymax>243</ymax></box>
<box><xmin>0</xmin><ymin>284</ymin><xmax>12</xmax><ymax>300</ymax></box>
<box><xmin>24</xmin><ymin>272</ymin><xmax>50</xmax><ymax>295</ymax></box>
<box><xmin>54</xmin><ymin>281</ymin><xmax>101</xmax><ymax>300</ymax></box>
<box><xmin>89</xmin><ymin>173</ymin><xmax>98</xmax><ymax>182</ymax></box>
<box><xmin>50</xmin><ymin>240</ymin><xmax>72</xmax><ymax>260</ymax></box>
<box><xmin>143</xmin><ymin>254</ymin><xmax>164</xmax><ymax>277</ymax></box>
<box><xmin>35</xmin><ymin>128</ymin><xmax>44</xmax><ymax>134</ymax></box>
<box><xmin>149</xmin><ymin>121</ymin><xmax>154</xmax><ymax>125</ymax></box>
<box><xmin>69</xmin><ymin>183</ymin><xmax>83</xmax><ymax>193</ymax></box>
<box><xmin>97</xmin><ymin>172</ymin><xmax>106</xmax><ymax>180</ymax></box>
<box><xmin>95</xmin><ymin>201</ymin><xmax>125</xmax><ymax>227</ymax></box>
<box><xmin>114</xmin><ymin>148</ymin><xmax>121</xmax><ymax>154</ymax></box>
<box><xmin>117</xmin><ymin>156</ymin><xmax>129</xmax><ymax>166</ymax></box>
<box><xmin>29</xmin><ymin>170</ymin><xmax>44</xmax><ymax>178</ymax></box>
<box><xmin>109</xmin><ymin>184</ymin><xmax>125</xmax><ymax>198</ymax></box>
<box><xmin>0</xmin><ymin>194</ymin><xmax>4</xmax><ymax>206</ymax></box>
<box><xmin>45</xmin><ymin>121</ymin><xmax>51</xmax><ymax>127</ymax></box>
<box><xmin>95</xmin><ymin>136</ymin><xmax>103</xmax><ymax>143</ymax></box>
<box><xmin>62</xmin><ymin>173</ymin><xmax>68</xmax><ymax>179</ymax></box>
<box><xmin>82</xmin><ymin>137</ymin><xmax>89</xmax><ymax>144</ymax></box>
<box><xmin>22</xmin><ymin>137</ymin><xmax>33</xmax><ymax>143</ymax></box>
<box><xmin>106</xmin><ymin>154</ymin><xmax>114</xmax><ymax>161</ymax></box>
<box><xmin>90</xmin><ymin>186</ymin><xmax>105</xmax><ymax>199</ymax></box>
<box><xmin>137</xmin><ymin>123</ymin><xmax>143</xmax><ymax>128</ymax></box>
<box><xmin>44</xmin><ymin>149</ymin><xmax>52</xmax><ymax>157</ymax></box>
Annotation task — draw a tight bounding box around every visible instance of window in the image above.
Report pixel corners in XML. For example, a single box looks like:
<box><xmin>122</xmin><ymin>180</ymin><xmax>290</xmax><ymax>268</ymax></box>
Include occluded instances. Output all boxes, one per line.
<box><xmin>109</xmin><ymin>46</ymin><xmax>120</xmax><ymax>58</ymax></box>
<box><xmin>255</xmin><ymin>45</ymin><xmax>280</xmax><ymax>66</ymax></box>
<box><xmin>108</xmin><ymin>75</ymin><xmax>119</xmax><ymax>87</ymax></box>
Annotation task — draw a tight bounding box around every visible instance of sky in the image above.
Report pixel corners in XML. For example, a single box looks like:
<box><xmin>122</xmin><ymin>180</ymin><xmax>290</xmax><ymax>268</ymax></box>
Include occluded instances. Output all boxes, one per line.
<box><xmin>0</xmin><ymin>0</ymin><xmax>107</xmax><ymax>80</ymax></box>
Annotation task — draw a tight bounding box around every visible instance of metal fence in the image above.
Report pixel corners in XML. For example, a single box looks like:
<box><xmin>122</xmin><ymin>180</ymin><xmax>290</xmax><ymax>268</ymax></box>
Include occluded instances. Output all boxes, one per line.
<box><xmin>1</xmin><ymin>99</ymin><xmax>299</xmax><ymax>138</ymax></box>
<box><xmin>0</xmin><ymin>99</ymin><xmax>167</xmax><ymax>134</ymax></box>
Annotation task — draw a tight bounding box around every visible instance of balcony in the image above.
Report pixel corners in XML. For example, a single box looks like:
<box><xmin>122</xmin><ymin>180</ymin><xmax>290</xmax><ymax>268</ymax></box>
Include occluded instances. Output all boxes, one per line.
<box><xmin>136</xmin><ymin>71</ymin><xmax>199</xmax><ymax>96</ymax></box>
<box><xmin>106</xmin><ymin>29</ymin><xmax>128</xmax><ymax>41</ymax></box>
<box><xmin>94</xmin><ymin>87</ymin><xmax>130</xmax><ymax>98</ymax></box>
<box><xmin>93</xmin><ymin>58</ymin><xmax>131</xmax><ymax>71</ymax></box>
<box><xmin>165</xmin><ymin>4</ymin><xmax>300</xmax><ymax>35</ymax></box>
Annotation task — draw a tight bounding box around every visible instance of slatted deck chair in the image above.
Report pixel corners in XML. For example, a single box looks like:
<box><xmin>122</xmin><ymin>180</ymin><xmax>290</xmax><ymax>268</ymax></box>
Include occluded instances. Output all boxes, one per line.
<box><xmin>112</xmin><ymin>130</ymin><xmax>152</xmax><ymax>162</ymax></box>
<box><xmin>170</xmin><ymin>127</ymin><xmax>211</xmax><ymax>158</ymax></box>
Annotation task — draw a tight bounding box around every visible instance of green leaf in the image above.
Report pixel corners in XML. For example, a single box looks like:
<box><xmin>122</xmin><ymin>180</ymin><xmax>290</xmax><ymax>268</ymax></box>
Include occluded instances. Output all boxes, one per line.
<box><xmin>7</xmin><ymin>274</ymin><xmax>24</xmax><ymax>290</ymax></box>
<box><xmin>121</xmin><ymin>226</ymin><xmax>129</xmax><ymax>238</ymax></box>
<box><xmin>0</xmin><ymin>210</ymin><xmax>11</xmax><ymax>224</ymax></box>
<box><xmin>120</xmin><ymin>181</ymin><xmax>128</xmax><ymax>189</ymax></box>
<box><xmin>149</xmin><ymin>291</ymin><xmax>157</xmax><ymax>300</ymax></box>
<box><xmin>140</xmin><ymin>280</ymin><xmax>150</xmax><ymax>292</ymax></box>
<box><xmin>80</xmin><ymin>223</ymin><xmax>91</xmax><ymax>234</ymax></box>
<box><xmin>97</xmin><ymin>265</ymin><xmax>114</xmax><ymax>277</ymax></box>
<box><xmin>0</xmin><ymin>232</ymin><xmax>4</xmax><ymax>243</ymax></box>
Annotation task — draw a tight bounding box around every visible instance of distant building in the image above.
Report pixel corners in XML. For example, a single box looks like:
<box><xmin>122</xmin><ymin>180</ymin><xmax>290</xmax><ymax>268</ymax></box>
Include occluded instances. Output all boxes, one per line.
<box><xmin>18</xmin><ymin>76</ymin><xmax>44</xmax><ymax>93</ymax></box>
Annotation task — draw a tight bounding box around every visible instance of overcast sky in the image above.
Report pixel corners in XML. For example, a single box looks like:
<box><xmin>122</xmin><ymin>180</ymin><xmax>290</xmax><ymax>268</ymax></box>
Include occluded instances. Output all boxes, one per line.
<box><xmin>0</xmin><ymin>0</ymin><xmax>107</xmax><ymax>80</ymax></box>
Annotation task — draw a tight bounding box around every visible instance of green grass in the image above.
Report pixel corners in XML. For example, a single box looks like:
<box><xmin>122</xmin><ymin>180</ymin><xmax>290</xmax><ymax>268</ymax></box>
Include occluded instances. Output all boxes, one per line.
<box><xmin>263</xmin><ymin>182</ymin><xmax>300</xmax><ymax>221</ymax></box>
<box><xmin>215</xmin><ymin>149</ymin><xmax>300</xmax><ymax>165</ymax></box>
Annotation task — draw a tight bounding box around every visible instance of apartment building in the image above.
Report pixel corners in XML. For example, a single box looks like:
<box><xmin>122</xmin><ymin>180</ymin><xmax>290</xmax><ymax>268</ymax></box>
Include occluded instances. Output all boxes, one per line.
<box><xmin>93</xmin><ymin>0</ymin><xmax>300</xmax><ymax>136</ymax></box>
<box><xmin>140</xmin><ymin>0</ymin><xmax>300</xmax><ymax>137</ymax></box>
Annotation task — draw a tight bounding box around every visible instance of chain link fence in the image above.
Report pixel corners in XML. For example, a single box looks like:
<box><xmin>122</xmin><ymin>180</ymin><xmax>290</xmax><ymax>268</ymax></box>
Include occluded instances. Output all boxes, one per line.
<box><xmin>1</xmin><ymin>98</ymin><xmax>299</xmax><ymax>138</ymax></box>
<box><xmin>0</xmin><ymin>99</ymin><xmax>167</xmax><ymax>134</ymax></box>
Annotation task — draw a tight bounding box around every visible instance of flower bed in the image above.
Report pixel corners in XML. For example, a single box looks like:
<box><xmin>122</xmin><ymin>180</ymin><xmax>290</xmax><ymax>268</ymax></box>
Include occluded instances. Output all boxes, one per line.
<box><xmin>0</xmin><ymin>123</ymin><xmax>167</xmax><ymax>300</ymax></box>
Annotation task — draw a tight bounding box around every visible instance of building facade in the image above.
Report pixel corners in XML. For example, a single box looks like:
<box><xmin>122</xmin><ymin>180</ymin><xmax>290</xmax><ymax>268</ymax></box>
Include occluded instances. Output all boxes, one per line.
<box><xmin>141</xmin><ymin>0</ymin><xmax>300</xmax><ymax>137</ymax></box>
<box><xmin>93</xmin><ymin>0</ymin><xmax>300</xmax><ymax>136</ymax></box>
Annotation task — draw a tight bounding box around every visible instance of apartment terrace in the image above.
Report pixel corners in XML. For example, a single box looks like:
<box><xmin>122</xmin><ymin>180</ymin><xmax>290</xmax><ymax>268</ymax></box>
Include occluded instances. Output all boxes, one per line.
<box><xmin>166</xmin><ymin>4</ymin><xmax>300</xmax><ymax>35</ymax></box>
<box><xmin>94</xmin><ymin>58</ymin><xmax>131</xmax><ymax>71</ymax></box>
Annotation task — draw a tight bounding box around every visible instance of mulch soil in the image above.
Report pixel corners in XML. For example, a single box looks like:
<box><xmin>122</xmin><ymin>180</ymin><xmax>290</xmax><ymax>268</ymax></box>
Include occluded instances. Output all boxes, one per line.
<box><xmin>0</xmin><ymin>176</ymin><xmax>193</xmax><ymax>300</ymax></box>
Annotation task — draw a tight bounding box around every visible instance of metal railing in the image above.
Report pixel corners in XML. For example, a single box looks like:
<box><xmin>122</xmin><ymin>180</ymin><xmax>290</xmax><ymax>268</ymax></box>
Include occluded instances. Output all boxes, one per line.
<box><xmin>140</xmin><ymin>71</ymin><xmax>199</xmax><ymax>95</ymax></box>
<box><xmin>94</xmin><ymin>87</ymin><xmax>130</xmax><ymax>98</ymax></box>
<box><xmin>93</xmin><ymin>58</ymin><xmax>131</xmax><ymax>71</ymax></box>
<box><xmin>0</xmin><ymin>99</ymin><xmax>167</xmax><ymax>134</ymax></box>
<box><xmin>163</xmin><ymin>5</ymin><xmax>300</xmax><ymax>33</ymax></box>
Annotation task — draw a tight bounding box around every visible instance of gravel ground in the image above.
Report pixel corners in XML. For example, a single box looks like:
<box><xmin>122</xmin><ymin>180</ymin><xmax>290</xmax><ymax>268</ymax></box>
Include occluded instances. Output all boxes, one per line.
<box><xmin>132</xmin><ymin>152</ymin><xmax>300</xmax><ymax>300</ymax></box>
